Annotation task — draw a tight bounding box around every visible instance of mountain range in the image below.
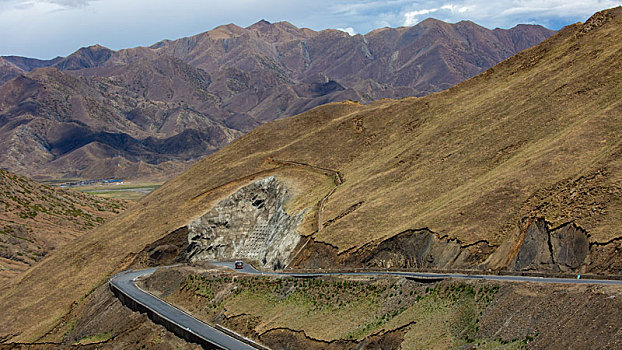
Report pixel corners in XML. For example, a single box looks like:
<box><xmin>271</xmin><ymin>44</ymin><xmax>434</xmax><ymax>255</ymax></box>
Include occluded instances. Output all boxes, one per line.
<box><xmin>0</xmin><ymin>19</ymin><xmax>554</xmax><ymax>180</ymax></box>
<box><xmin>0</xmin><ymin>7</ymin><xmax>619</xmax><ymax>343</ymax></box>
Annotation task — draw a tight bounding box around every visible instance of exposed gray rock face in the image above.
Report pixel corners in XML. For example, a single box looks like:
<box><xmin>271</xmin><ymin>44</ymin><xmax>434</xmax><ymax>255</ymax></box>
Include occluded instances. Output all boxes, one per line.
<box><xmin>512</xmin><ymin>218</ymin><xmax>589</xmax><ymax>272</ymax></box>
<box><xmin>290</xmin><ymin>217</ymin><xmax>613</xmax><ymax>275</ymax></box>
<box><xmin>344</xmin><ymin>229</ymin><xmax>495</xmax><ymax>270</ymax></box>
<box><xmin>290</xmin><ymin>229</ymin><xmax>496</xmax><ymax>270</ymax></box>
<box><xmin>550</xmin><ymin>224</ymin><xmax>590</xmax><ymax>270</ymax></box>
<box><xmin>513</xmin><ymin>219</ymin><xmax>554</xmax><ymax>270</ymax></box>
<box><xmin>185</xmin><ymin>177</ymin><xmax>304</xmax><ymax>269</ymax></box>
<box><xmin>359</xmin><ymin>229</ymin><xmax>464</xmax><ymax>269</ymax></box>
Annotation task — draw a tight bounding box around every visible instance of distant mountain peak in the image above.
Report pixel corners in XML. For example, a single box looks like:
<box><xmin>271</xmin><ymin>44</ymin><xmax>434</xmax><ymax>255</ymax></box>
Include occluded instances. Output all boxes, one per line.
<box><xmin>73</xmin><ymin>44</ymin><xmax>113</xmax><ymax>54</ymax></box>
<box><xmin>419</xmin><ymin>17</ymin><xmax>446</xmax><ymax>25</ymax></box>
<box><xmin>54</xmin><ymin>44</ymin><xmax>114</xmax><ymax>70</ymax></box>
<box><xmin>255</xmin><ymin>19</ymin><xmax>271</xmax><ymax>26</ymax></box>
<box><xmin>86</xmin><ymin>44</ymin><xmax>109</xmax><ymax>50</ymax></box>
<box><xmin>208</xmin><ymin>23</ymin><xmax>245</xmax><ymax>39</ymax></box>
<box><xmin>248</xmin><ymin>19</ymin><xmax>274</xmax><ymax>31</ymax></box>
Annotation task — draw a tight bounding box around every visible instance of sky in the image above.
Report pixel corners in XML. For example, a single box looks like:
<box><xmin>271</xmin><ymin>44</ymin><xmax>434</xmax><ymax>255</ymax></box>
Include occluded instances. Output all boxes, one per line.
<box><xmin>1</xmin><ymin>0</ymin><xmax>620</xmax><ymax>59</ymax></box>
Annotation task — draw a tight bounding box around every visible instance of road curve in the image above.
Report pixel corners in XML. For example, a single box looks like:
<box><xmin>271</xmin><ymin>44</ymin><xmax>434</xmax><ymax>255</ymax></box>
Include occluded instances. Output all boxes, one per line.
<box><xmin>109</xmin><ymin>268</ymin><xmax>264</xmax><ymax>350</ymax></box>
<box><xmin>110</xmin><ymin>263</ymin><xmax>622</xmax><ymax>349</ymax></box>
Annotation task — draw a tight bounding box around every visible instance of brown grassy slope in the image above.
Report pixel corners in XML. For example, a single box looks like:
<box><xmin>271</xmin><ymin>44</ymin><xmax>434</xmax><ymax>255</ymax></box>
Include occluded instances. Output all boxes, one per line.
<box><xmin>0</xmin><ymin>169</ymin><xmax>126</xmax><ymax>281</ymax></box>
<box><xmin>0</xmin><ymin>7</ymin><xmax>620</xmax><ymax>342</ymax></box>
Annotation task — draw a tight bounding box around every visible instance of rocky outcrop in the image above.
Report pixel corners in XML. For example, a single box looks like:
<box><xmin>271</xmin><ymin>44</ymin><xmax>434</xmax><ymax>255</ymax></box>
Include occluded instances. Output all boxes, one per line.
<box><xmin>352</xmin><ymin>229</ymin><xmax>494</xmax><ymax>270</ymax></box>
<box><xmin>131</xmin><ymin>226</ymin><xmax>189</xmax><ymax>268</ymax></box>
<box><xmin>506</xmin><ymin>218</ymin><xmax>622</xmax><ymax>275</ymax></box>
<box><xmin>185</xmin><ymin>177</ymin><xmax>304</xmax><ymax>269</ymax></box>
<box><xmin>291</xmin><ymin>229</ymin><xmax>495</xmax><ymax>271</ymax></box>
<box><xmin>292</xmin><ymin>218</ymin><xmax>622</xmax><ymax>276</ymax></box>
<box><xmin>511</xmin><ymin>218</ymin><xmax>589</xmax><ymax>272</ymax></box>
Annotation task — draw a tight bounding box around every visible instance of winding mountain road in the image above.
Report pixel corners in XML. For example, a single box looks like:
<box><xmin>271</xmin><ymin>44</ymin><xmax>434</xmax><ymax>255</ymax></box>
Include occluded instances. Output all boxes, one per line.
<box><xmin>110</xmin><ymin>263</ymin><xmax>622</xmax><ymax>349</ymax></box>
<box><xmin>109</xmin><ymin>268</ymin><xmax>264</xmax><ymax>350</ymax></box>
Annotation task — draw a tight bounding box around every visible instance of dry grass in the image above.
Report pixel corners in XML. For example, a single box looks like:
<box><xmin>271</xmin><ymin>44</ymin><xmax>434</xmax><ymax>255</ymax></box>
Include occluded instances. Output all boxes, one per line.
<box><xmin>1</xmin><ymin>7</ymin><xmax>621</xmax><ymax>342</ymax></box>
<box><xmin>0</xmin><ymin>169</ymin><xmax>126</xmax><ymax>278</ymax></box>
<box><xmin>161</xmin><ymin>272</ymin><xmax>502</xmax><ymax>344</ymax></box>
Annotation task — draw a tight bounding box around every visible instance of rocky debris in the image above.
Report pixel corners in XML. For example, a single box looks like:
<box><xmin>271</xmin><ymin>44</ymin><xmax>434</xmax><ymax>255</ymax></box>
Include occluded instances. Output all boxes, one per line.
<box><xmin>289</xmin><ymin>238</ymin><xmax>340</xmax><ymax>269</ymax></box>
<box><xmin>185</xmin><ymin>177</ymin><xmax>303</xmax><ymax>269</ymax></box>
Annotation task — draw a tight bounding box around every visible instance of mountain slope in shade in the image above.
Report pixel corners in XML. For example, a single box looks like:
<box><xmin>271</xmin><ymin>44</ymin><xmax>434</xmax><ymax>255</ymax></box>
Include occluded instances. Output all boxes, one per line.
<box><xmin>0</xmin><ymin>56</ymin><xmax>62</xmax><ymax>85</ymax></box>
<box><xmin>0</xmin><ymin>169</ymin><xmax>126</xmax><ymax>281</ymax></box>
<box><xmin>0</xmin><ymin>7</ymin><xmax>618</xmax><ymax>343</ymax></box>
<box><xmin>0</xmin><ymin>59</ymin><xmax>242</xmax><ymax>180</ymax></box>
<box><xmin>0</xmin><ymin>20</ymin><xmax>554</xmax><ymax>180</ymax></box>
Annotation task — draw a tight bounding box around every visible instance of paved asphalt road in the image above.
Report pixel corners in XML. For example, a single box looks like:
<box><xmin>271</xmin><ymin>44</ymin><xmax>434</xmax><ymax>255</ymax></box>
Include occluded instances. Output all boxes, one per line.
<box><xmin>109</xmin><ymin>268</ymin><xmax>260</xmax><ymax>350</ymax></box>
<box><xmin>111</xmin><ymin>263</ymin><xmax>622</xmax><ymax>350</ymax></box>
<box><xmin>212</xmin><ymin>261</ymin><xmax>622</xmax><ymax>285</ymax></box>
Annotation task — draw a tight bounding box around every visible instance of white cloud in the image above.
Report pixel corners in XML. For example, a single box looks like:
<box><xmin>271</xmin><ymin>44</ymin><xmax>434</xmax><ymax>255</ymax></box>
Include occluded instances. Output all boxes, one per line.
<box><xmin>440</xmin><ymin>4</ymin><xmax>469</xmax><ymax>13</ymax></box>
<box><xmin>46</xmin><ymin>0</ymin><xmax>94</xmax><ymax>7</ymax></box>
<box><xmin>404</xmin><ymin>8</ymin><xmax>439</xmax><ymax>26</ymax></box>
<box><xmin>403</xmin><ymin>13</ymin><xmax>416</xmax><ymax>26</ymax></box>
<box><xmin>0</xmin><ymin>0</ymin><xmax>94</xmax><ymax>11</ymax></box>
<box><xmin>402</xmin><ymin>3</ymin><xmax>472</xmax><ymax>26</ymax></box>
<box><xmin>409</xmin><ymin>8</ymin><xmax>439</xmax><ymax>16</ymax></box>
<box><xmin>337</xmin><ymin>27</ymin><xmax>356</xmax><ymax>35</ymax></box>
